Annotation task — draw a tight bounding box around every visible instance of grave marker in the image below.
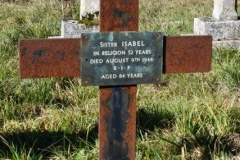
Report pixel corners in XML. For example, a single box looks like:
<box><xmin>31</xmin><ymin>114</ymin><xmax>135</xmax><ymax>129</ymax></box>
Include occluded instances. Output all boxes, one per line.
<box><xmin>19</xmin><ymin>0</ymin><xmax>212</xmax><ymax>159</ymax></box>
<box><xmin>80</xmin><ymin>0</ymin><xmax>99</xmax><ymax>19</ymax></box>
<box><xmin>213</xmin><ymin>0</ymin><xmax>237</xmax><ymax>21</ymax></box>
<box><xmin>61</xmin><ymin>0</ymin><xmax>99</xmax><ymax>38</ymax></box>
<box><xmin>194</xmin><ymin>0</ymin><xmax>240</xmax><ymax>48</ymax></box>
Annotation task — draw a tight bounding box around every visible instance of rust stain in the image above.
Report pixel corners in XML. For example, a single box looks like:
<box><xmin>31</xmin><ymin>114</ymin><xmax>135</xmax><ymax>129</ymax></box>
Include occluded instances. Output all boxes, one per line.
<box><xmin>19</xmin><ymin>38</ymin><xmax>81</xmax><ymax>78</ymax></box>
<box><xmin>100</xmin><ymin>0</ymin><xmax>139</xmax><ymax>32</ymax></box>
<box><xmin>99</xmin><ymin>86</ymin><xmax>136</xmax><ymax>160</ymax></box>
<box><xmin>164</xmin><ymin>36</ymin><xmax>212</xmax><ymax>73</ymax></box>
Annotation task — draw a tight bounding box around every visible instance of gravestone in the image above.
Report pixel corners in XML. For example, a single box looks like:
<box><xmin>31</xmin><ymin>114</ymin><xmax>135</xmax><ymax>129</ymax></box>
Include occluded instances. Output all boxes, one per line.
<box><xmin>61</xmin><ymin>20</ymin><xmax>99</xmax><ymax>38</ymax></box>
<box><xmin>61</xmin><ymin>0</ymin><xmax>99</xmax><ymax>38</ymax></box>
<box><xmin>19</xmin><ymin>0</ymin><xmax>212</xmax><ymax>159</ymax></box>
<box><xmin>194</xmin><ymin>0</ymin><xmax>240</xmax><ymax>49</ymax></box>
<box><xmin>213</xmin><ymin>0</ymin><xmax>237</xmax><ymax>20</ymax></box>
<box><xmin>50</xmin><ymin>0</ymin><xmax>100</xmax><ymax>38</ymax></box>
<box><xmin>80</xmin><ymin>0</ymin><xmax>99</xmax><ymax>19</ymax></box>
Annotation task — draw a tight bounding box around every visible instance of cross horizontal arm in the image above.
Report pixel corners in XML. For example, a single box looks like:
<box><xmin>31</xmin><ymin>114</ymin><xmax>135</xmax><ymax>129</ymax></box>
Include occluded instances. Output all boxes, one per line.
<box><xmin>19</xmin><ymin>36</ymin><xmax>212</xmax><ymax>78</ymax></box>
<box><xmin>19</xmin><ymin>38</ymin><xmax>81</xmax><ymax>78</ymax></box>
<box><xmin>164</xmin><ymin>36</ymin><xmax>212</xmax><ymax>73</ymax></box>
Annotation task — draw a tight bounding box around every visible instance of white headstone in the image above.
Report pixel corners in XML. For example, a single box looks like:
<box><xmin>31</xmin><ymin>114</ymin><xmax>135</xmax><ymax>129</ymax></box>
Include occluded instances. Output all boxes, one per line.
<box><xmin>80</xmin><ymin>0</ymin><xmax>100</xmax><ymax>19</ymax></box>
<box><xmin>61</xmin><ymin>20</ymin><xmax>99</xmax><ymax>38</ymax></box>
<box><xmin>213</xmin><ymin>0</ymin><xmax>237</xmax><ymax>20</ymax></box>
<box><xmin>194</xmin><ymin>0</ymin><xmax>240</xmax><ymax>48</ymax></box>
<box><xmin>50</xmin><ymin>0</ymin><xmax>100</xmax><ymax>38</ymax></box>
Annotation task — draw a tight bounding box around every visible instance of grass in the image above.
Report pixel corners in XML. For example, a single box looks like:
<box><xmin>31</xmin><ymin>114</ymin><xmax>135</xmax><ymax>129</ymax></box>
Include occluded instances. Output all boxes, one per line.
<box><xmin>0</xmin><ymin>0</ymin><xmax>240</xmax><ymax>159</ymax></box>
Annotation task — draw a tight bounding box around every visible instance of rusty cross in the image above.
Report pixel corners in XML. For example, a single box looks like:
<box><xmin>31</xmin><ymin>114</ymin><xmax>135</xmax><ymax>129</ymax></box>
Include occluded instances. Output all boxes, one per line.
<box><xmin>18</xmin><ymin>0</ymin><xmax>212</xmax><ymax>159</ymax></box>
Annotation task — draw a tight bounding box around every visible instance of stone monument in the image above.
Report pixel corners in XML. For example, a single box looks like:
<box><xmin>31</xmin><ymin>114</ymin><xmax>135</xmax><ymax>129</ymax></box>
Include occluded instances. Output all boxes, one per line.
<box><xmin>194</xmin><ymin>0</ymin><xmax>240</xmax><ymax>49</ymax></box>
<box><xmin>80</xmin><ymin>0</ymin><xmax>99</xmax><ymax>19</ymax></box>
<box><xmin>49</xmin><ymin>0</ymin><xmax>99</xmax><ymax>38</ymax></box>
<box><xmin>61</xmin><ymin>0</ymin><xmax>99</xmax><ymax>38</ymax></box>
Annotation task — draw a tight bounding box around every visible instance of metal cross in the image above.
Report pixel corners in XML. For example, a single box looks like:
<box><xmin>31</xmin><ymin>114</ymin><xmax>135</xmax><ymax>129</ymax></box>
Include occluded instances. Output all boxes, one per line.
<box><xmin>19</xmin><ymin>0</ymin><xmax>212</xmax><ymax>159</ymax></box>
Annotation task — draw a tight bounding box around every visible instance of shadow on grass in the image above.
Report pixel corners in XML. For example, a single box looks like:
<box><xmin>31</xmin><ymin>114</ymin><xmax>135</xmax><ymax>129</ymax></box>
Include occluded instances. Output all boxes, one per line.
<box><xmin>0</xmin><ymin>124</ymin><xmax>98</xmax><ymax>158</ymax></box>
<box><xmin>0</xmin><ymin>107</ymin><xmax>175</xmax><ymax>158</ymax></box>
<box><xmin>137</xmin><ymin>107</ymin><xmax>175</xmax><ymax>131</ymax></box>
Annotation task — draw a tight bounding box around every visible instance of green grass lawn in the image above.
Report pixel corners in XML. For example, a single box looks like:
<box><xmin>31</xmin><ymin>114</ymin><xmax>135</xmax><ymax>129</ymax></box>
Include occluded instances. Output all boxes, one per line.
<box><xmin>0</xmin><ymin>0</ymin><xmax>240</xmax><ymax>159</ymax></box>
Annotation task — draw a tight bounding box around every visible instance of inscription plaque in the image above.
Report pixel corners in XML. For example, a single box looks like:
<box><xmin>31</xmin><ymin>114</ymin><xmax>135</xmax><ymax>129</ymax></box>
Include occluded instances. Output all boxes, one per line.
<box><xmin>81</xmin><ymin>31</ymin><xmax>163</xmax><ymax>86</ymax></box>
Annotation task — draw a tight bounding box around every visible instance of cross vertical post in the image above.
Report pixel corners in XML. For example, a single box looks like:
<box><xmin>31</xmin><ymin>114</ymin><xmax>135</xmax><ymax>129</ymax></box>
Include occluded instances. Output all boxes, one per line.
<box><xmin>99</xmin><ymin>0</ymin><xmax>138</xmax><ymax>159</ymax></box>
